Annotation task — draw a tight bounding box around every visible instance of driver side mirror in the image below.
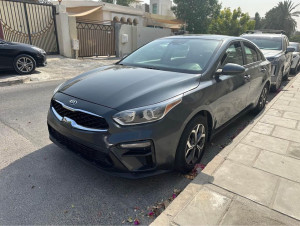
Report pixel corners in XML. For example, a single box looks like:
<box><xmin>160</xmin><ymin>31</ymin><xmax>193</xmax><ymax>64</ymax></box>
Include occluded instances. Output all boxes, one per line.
<box><xmin>286</xmin><ymin>46</ymin><xmax>295</xmax><ymax>53</ymax></box>
<box><xmin>218</xmin><ymin>63</ymin><xmax>246</xmax><ymax>75</ymax></box>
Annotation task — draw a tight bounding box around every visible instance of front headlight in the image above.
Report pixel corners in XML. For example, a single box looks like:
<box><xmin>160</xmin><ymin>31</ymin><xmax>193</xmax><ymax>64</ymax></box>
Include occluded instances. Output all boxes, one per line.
<box><xmin>53</xmin><ymin>82</ymin><xmax>64</xmax><ymax>95</ymax></box>
<box><xmin>113</xmin><ymin>96</ymin><xmax>183</xmax><ymax>125</ymax></box>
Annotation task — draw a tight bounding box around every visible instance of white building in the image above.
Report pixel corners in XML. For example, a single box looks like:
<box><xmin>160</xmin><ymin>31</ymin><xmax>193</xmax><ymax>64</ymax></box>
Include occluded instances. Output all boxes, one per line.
<box><xmin>149</xmin><ymin>0</ymin><xmax>174</xmax><ymax>17</ymax></box>
<box><xmin>56</xmin><ymin>0</ymin><xmax>144</xmax><ymax>26</ymax></box>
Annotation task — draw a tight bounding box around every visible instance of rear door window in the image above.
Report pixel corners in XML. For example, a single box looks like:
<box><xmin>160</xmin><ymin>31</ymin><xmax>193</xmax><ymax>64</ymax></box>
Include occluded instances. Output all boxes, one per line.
<box><xmin>243</xmin><ymin>42</ymin><xmax>259</xmax><ymax>64</ymax></box>
<box><xmin>221</xmin><ymin>42</ymin><xmax>244</xmax><ymax>66</ymax></box>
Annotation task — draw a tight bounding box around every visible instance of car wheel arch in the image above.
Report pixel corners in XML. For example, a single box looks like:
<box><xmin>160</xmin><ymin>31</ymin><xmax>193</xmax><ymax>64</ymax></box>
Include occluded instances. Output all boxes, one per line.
<box><xmin>181</xmin><ymin>108</ymin><xmax>214</xmax><ymax>142</ymax></box>
<box><xmin>15</xmin><ymin>51</ymin><xmax>37</xmax><ymax>62</ymax></box>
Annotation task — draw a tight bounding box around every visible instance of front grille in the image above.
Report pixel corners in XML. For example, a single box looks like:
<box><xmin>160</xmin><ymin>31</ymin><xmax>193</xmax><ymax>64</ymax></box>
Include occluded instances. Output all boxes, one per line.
<box><xmin>49</xmin><ymin>125</ymin><xmax>113</xmax><ymax>168</ymax></box>
<box><xmin>51</xmin><ymin>99</ymin><xmax>109</xmax><ymax>130</ymax></box>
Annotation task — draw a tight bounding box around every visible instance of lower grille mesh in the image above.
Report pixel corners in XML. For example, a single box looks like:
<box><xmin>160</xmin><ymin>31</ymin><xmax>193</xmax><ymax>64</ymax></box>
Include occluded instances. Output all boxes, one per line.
<box><xmin>49</xmin><ymin>125</ymin><xmax>113</xmax><ymax>168</ymax></box>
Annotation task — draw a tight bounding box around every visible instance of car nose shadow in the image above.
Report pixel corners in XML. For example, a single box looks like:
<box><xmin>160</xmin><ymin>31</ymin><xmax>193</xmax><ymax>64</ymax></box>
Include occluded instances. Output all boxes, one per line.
<box><xmin>0</xmin><ymin>143</ymin><xmax>193</xmax><ymax>224</ymax></box>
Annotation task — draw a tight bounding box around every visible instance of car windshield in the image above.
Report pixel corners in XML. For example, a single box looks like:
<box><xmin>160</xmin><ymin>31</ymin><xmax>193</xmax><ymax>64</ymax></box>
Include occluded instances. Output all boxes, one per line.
<box><xmin>243</xmin><ymin>36</ymin><xmax>282</xmax><ymax>50</ymax></box>
<box><xmin>290</xmin><ymin>43</ymin><xmax>299</xmax><ymax>51</ymax></box>
<box><xmin>119</xmin><ymin>38</ymin><xmax>221</xmax><ymax>74</ymax></box>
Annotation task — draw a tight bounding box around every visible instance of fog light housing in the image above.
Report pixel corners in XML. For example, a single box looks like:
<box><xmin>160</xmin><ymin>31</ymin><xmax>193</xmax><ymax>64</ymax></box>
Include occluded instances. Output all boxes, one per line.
<box><xmin>120</xmin><ymin>141</ymin><xmax>151</xmax><ymax>149</ymax></box>
<box><xmin>111</xmin><ymin>140</ymin><xmax>156</xmax><ymax>172</ymax></box>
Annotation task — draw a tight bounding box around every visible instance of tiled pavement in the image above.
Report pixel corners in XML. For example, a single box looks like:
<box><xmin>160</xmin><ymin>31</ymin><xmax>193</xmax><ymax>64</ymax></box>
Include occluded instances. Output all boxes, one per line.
<box><xmin>152</xmin><ymin>75</ymin><xmax>300</xmax><ymax>225</ymax></box>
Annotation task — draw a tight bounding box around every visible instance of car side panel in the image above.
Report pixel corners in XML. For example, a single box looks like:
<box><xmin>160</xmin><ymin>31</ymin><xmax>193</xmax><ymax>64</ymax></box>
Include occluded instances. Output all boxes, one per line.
<box><xmin>247</xmin><ymin>60</ymin><xmax>270</xmax><ymax>104</ymax></box>
<box><xmin>210</xmin><ymin>74</ymin><xmax>249</xmax><ymax>128</ymax></box>
<box><xmin>0</xmin><ymin>43</ymin><xmax>14</xmax><ymax>69</ymax></box>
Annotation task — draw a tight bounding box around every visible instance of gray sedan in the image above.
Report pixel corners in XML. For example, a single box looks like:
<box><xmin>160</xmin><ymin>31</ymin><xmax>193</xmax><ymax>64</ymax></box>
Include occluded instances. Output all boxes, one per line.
<box><xmin>48</xmin><ymin>35</ymin><xmax>271</xmax><ymax>178</ymax></box>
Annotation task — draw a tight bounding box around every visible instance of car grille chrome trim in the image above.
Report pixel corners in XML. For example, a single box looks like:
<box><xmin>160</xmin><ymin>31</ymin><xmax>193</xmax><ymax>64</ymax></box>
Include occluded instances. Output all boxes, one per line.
<box><xmin>54</xmin><ymin>99</ymin><xmax>103</xmax><ymax>118</ymax></box>
<box><xmin>51</xmin><ymin>99</ymin><xmax>108</xmax><ymax>132</ymax></box>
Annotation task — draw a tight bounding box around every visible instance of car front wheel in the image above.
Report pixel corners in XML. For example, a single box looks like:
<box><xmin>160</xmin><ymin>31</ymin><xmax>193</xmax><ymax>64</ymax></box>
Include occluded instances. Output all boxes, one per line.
<box><xmin>175</xmin><ymin>115</ymin><xmax>208</xmax><ymax>173</ymax></box>
<box><xmin>271</xmin><ymin>68</ymin><xmax>283</xmax><ymax>92</ymax></box>
<box><xmin>13</xmin><ymin>54</ymin><xmax>36</xmax><ymax>75</ymax></box>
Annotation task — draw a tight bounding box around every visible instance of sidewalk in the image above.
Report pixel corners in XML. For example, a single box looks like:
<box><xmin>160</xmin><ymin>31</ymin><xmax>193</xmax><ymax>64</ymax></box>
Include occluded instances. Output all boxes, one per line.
<box><xmin>152</xmin><ymin>75</ymin><xmax>300</xmax><ymax>225</ymax></box>
<box><xmin>0</xmin><ymin>55</ymin><xmax>118</xmax><ymax>87</ymax></box>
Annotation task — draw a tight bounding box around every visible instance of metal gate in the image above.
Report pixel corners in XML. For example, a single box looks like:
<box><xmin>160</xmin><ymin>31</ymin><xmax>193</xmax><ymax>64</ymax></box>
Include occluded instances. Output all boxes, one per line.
<box><xmin>0</xmin><ymin>0</ymin><xmax>59</xmax><ymax>54</ymax></box>
<box><xmin>76</xmin><ymin>21</ymin><xmax>115</xmax><ymax>57</ymax></box>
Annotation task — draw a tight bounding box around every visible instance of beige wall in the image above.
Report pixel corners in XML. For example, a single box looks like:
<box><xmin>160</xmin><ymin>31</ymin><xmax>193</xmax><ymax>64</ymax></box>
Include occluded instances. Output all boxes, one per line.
<box><xmin>78</xmin><ymin>10</ymin><xmax>104</xmax><ymax>22</ymax></box>
<box><xmin>136</xmin><ymin>26</ymin><xmax>171</xmax><ymax>48</ymax></box>
<box><xmin>56</xmin><ymin>5</ymin><xmax>79</xmax><ymax>58</ymax></box>
<box><xmin>118</xmin><ymin>24</ymin><xmax>172</xmax><ymax>58</ymax></box>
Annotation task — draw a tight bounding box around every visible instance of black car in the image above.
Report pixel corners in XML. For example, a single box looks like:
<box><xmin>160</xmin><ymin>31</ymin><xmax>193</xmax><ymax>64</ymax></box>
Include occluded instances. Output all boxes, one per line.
<box><xmin>48</xmin><ymin>35</ymin><xmax>271</xmax><ymax>178</ymax></box>
<box><xmin>0</xmin><ymin>39</ymin><xmax>47</xmax><ymax>75</ymax></box>
<box><xmin>241</xmin><ymin>34</ymin><xmax>294</xmax><ymax>91</ymax></box>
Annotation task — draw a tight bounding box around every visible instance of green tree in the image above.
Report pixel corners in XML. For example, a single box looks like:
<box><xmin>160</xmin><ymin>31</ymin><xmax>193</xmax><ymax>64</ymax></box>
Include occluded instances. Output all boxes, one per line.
<box><xmin>208</xmin><ymin>8</ymin><xmax>255</xmax><ymax>36</ymax></box>
<box><xmin>102</xmin><ymin>0</ymin><xmax>136</xmax><ymax>6</ymax></box>
<box><xmin>172</xmin><ymin>0</ymin><xmax>221</xmax><ymax>34</ymax></box>
<box><xmin>290</xmin><ymin>31</ymin><xmax>300</xmax><ymax>42</ymax></box>
<box><xmin>254</xmin><ymin>12</ymin><xmax>262</xmax><ymax>29</ymax></box>
<box><xmin>264</xmin><ymin>0</ymin><xmax>300</xmax><ymax>37</ymax></box>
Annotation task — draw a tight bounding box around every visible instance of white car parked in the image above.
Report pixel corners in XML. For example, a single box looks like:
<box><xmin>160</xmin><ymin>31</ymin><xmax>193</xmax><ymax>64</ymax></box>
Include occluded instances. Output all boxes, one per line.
<box><xmin>290</xmin><ymin>42</ymin><xmax>300</xmax><ymax>74</ymax></box>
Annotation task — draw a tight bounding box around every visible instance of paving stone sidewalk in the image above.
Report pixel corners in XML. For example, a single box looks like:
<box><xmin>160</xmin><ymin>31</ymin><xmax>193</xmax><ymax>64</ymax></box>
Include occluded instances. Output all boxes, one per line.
<box><xmin>0</xmin><ymin>55</ymin><xmax>118</xmax><ymax>86</ymax></box>
<box><xmin>152</xmin><ymin>75</ymin><xmax>300</xmax><ymax>226</ymax></box>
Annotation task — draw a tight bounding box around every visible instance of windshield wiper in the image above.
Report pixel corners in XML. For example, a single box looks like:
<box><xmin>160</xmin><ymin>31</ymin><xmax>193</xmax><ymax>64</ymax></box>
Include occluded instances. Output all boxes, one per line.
<box><xmin>142</xmin><ymin>66</ymin><xmax>160</xmax><ymax>70</ymax></box>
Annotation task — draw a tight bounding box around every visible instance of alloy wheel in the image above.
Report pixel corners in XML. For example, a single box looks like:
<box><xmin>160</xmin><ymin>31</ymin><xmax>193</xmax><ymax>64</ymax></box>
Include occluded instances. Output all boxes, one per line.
<box><xmin>16</xmin><ymin>57</ymin><xmax>34</xmax><ymax>73</ymax></box>
<box><xmin>259</xmin><ymin>87</ymin><xmax>268</xmax><ymax>108</ymax></box>
<box><xmin>185</xmin><ymin>124</ymin><xmax>206</xmax><ymax>165</ymax></box>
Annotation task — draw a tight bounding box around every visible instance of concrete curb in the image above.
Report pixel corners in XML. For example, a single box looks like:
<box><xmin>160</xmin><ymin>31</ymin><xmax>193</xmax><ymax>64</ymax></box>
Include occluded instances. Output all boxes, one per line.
<box><xmin>151</xmin><ymin>75</ymin><xmax>299</xmax><ymax>226</ymax></box>
<box><xmin>0</xmin><ymin>76</ymin><xmax>75</xmax><ymax>87</ymax></box>
<box><xmin>0</xmin><ymin>77</ymin><xmax>30</xmax><ymax>87</ymax></box>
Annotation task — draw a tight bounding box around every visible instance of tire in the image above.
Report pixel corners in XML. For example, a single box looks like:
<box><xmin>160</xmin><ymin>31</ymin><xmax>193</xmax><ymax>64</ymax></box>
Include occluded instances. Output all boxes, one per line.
<box><xmin>175</xmin><ymin>115</ymin><xmax>208</xmax><ymax>173</ymax></box>
<box><xmin>291</xmin><ymin>68</ymin><xmax>296</xmax><ymax>75</ymax></box>
<box><xmin>271</xmin><ymin>68</ymin><xmax>283</xmax><ymax>92</ymax></box>
<box><xmin>252</xmin><ymin>84</ymin><xmax>269</xmax><ymax>114</ymax></box>
<box><xmin>283</xmin><ymin>68</ymin><xmax>290</xmax><ymax>81</ymax></box>
<box><xmin>13</xmin><ymin>54</ymin><xmax>36</xmax><ymax>75</ymax></box>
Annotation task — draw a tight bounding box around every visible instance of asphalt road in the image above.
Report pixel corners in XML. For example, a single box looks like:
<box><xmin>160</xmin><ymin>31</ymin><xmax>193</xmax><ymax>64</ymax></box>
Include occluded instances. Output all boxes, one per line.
<box><xmin>0</xmin><ymin>78</ymin><xmax>290</xmax><ymax>225</ymax></box>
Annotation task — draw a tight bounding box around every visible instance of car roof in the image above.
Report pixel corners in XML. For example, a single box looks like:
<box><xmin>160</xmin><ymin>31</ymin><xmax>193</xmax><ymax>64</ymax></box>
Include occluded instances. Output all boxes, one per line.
<box><xmin>161</xmin><ymin>35</ymin><xmax>246</xmax><ymax>42</ymax></box>
<box><xmin>241</xmin><ymin>33</ymin><xmax>286</xmax><ymax>38</ymax></box>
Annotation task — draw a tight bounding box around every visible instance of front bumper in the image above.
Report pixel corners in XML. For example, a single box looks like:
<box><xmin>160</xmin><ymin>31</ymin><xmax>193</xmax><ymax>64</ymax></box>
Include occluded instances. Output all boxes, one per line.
<box><xmin>269</xmin><ymin>63</ymin><xmax>280</xmax><ymax>85</ymax></box>
<box><xmin>36</xmin><ymin>53</ymin><xmax>47</xmax><ymax>67</ymax></box>
<box><xmin>47</xmin><ymin>92</ymin><xmax>184</xmax><ymax>178</ymax></box>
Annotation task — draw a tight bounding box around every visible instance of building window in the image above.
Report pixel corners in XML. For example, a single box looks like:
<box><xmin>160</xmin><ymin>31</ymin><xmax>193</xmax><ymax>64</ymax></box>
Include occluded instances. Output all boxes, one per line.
<box><xmin>152</xmin><ymin>3</ymin><xmax>158</xmax><ymax>14</ymax></box>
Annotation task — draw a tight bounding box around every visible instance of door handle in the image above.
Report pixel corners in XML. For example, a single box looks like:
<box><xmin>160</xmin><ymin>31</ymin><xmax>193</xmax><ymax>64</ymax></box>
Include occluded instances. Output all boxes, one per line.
<box><xmin>260</xmin><ymin>68</ymin><xmax>267</xmax><ymax>72</ymax></box>
<box><xmin>244</xmin><ymin>75</ymin><xmax>251</xmax><ymax>80</ymax></box>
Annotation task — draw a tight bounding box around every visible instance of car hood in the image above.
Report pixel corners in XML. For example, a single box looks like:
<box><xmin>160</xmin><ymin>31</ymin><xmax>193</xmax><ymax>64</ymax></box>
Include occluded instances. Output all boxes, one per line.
<box><xmin>260</xmin><ymin>49</ymin><xmax>282</xmax><ymax>58</ymax></box>
<box><xmin>59</xmin><ymin>65</ymin><xmax>200</xmax><ymax>110</ymax></box>
<box><xmin>9</xmin><ymin>42</ymin><xmax>35</xmax><ymax>48</ymax></box>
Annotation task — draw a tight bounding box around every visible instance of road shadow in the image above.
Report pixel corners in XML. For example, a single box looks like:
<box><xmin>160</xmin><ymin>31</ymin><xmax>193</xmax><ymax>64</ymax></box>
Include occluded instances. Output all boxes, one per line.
<box><xmin>0</xmin><ymin>143</ymin><xmax>191</xmax><ymax>225</ymax></box>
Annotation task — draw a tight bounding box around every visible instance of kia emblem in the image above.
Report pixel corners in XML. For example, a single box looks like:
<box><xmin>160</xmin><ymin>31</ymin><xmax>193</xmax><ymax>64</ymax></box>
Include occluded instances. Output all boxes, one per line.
<box><xmin>69</xmin><ymin>99</ymin><xmax>77</xmax><ymax>105</ymax></box>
